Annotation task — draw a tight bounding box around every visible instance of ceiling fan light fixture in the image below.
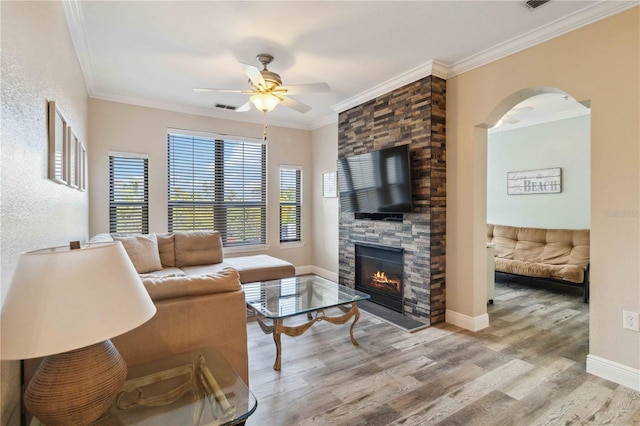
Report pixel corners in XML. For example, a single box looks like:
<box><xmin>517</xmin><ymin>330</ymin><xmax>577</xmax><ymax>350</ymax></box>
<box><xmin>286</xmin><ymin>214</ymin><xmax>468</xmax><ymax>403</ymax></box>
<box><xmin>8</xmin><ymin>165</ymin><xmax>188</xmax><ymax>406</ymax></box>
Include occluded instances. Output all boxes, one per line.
<box><xmin>250</xmin><ymin>93</ymin><xmax>280</xmax><ymax>112</ymax></box>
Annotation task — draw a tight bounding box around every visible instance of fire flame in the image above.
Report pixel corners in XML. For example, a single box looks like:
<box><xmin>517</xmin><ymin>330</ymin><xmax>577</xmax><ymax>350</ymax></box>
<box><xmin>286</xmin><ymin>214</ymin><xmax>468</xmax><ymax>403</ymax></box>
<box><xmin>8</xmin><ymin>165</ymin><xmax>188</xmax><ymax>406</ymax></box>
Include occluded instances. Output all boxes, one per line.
<box><xmin>370</xmin><ymin>271</ymin><xmax>401</xmax><ymax>292</ymax></box>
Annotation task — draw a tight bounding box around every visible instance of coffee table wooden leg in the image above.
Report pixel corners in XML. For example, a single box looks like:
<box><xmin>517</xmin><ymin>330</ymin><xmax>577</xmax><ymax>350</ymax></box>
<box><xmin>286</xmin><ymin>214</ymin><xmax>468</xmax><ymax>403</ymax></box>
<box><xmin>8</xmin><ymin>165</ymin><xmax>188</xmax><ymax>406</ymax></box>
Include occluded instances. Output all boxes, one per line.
<box><xmin>273</xmin><ymin>319</ymin><xmax>283</xmax><ymax>371</ymax></box>
<box><xmin>322</xmin><ymin>303</ymin><xmax>361</xmax><ymax>346</ymax></box>
<box><xmin>349</xmin><ymin>304</ymin><xmax>361</xmax><ymax>346</ymax></box>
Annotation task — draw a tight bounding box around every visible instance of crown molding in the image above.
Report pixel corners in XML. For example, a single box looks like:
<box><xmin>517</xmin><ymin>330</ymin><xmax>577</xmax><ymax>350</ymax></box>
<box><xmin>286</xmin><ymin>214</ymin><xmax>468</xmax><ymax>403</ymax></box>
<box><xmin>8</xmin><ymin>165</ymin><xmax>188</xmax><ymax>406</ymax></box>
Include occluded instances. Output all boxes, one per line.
<box><xmin>63</xmin><ymin>1</ymin><xmax>96</xmax><ymax>95</ymax></box>
<box><xmin>90</xmin><ymin>92</ymin><xmax>310</xmax><ymax>131</ymax></box>
<box><xmin>331</xmin><ymin>60</ymin><xmax>449</xmax><ymax>114</ymax></box>
<box><xmin>310</xmin><ymin>113</ymin><xmax>338</xmax><ymax>130</ymax></box>
<box><xmin>488</xmin><ymin>106</ymin><xmax>591</xmax><ymax>134</ymax></box>
<box><xmin>448</xmin><ymin>0</ymin><xmax>639</xmax><ymax>78</ymax></box>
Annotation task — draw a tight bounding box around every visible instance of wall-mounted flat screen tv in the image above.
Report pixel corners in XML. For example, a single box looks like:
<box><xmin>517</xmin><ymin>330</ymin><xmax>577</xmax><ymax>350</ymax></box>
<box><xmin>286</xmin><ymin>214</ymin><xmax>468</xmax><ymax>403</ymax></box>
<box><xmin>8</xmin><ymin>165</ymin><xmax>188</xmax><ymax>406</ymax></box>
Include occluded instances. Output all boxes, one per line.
<box><xmin>337</xmin><ymin>144</ymin><xmax>413</xmax><ymax>214</ymax></box>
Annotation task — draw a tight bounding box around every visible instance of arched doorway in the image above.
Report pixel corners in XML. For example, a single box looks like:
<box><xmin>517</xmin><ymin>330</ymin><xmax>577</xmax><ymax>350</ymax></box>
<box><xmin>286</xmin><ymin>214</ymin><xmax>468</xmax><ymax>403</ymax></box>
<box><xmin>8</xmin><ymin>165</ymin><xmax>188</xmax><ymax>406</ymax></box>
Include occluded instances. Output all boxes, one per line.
<box><xmin>478</xmin><ymin>86</ymin><xmax>591</xmax><ymax>331</ymax></box>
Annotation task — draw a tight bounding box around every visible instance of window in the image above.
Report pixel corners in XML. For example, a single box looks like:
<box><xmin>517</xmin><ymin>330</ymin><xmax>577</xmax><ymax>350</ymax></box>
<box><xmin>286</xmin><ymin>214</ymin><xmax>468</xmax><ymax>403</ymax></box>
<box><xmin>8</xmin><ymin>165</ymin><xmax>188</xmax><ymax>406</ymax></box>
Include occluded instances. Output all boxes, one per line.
<box><xmin>167</xmin><ymin>132</ymin><xmax>266</xmax><ymax>247</ymax></box>
<box><xmin>109</xmin><ymin>153</ymin><xmax>149</xmax><ymax>234</ymax></box>
<box><xmin>279</xmin><ymin>167</ymin><xmax>302</xmax><ymax>243</ymax></box>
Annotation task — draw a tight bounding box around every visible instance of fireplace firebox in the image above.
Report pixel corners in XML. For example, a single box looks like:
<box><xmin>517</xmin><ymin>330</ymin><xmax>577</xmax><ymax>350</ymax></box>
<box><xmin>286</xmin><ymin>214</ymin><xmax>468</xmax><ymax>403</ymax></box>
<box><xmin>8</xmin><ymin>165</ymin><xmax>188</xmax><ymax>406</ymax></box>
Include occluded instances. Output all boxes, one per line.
<box><xmin>355</xmin><ymin>243</ymin><xmax>403</xmax><ymax>313</ymax></box>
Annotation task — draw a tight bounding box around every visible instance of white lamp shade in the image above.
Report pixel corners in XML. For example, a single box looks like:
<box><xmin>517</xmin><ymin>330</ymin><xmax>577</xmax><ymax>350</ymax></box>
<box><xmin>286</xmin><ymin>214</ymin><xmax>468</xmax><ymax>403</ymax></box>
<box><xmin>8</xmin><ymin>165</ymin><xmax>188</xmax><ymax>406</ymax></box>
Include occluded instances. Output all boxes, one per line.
<box><xmin>1</xmin><ymin>242</ymin><xmax>156</xmax><ymax>360</ymax></box>
<box><xmin>250</xmin><ymin>93</ymin><xmax>280</xmax><ymax>112</ymax></box>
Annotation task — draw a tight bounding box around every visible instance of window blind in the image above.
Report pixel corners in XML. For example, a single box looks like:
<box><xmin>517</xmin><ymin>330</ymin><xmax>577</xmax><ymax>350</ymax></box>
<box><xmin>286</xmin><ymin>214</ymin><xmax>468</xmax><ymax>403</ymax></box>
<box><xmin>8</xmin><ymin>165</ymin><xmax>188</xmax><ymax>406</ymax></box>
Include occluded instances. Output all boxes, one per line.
<box><xmin>167</xmin><ymin>133</ymin><xmax>266</xmax><ymax>247</ymax></box>
<box><xmin>109</xmin><ymin>155</ymin><xmax>149</xmax><ymax>234</ymax></box>
<box><xmin>279</xmin><ymin>167</ymin><xmax>302</xmax><ymax>242</ymax></box>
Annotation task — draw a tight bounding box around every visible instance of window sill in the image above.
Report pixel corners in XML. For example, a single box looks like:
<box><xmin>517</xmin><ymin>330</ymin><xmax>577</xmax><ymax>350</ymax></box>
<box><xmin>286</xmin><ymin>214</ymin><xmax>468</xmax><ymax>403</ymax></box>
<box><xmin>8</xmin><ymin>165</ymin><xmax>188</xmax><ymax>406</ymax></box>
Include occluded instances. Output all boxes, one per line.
<box><xmin>279</xmin><ymin>241</ymin><xmax>305</xmax><ymax>249</ymax></box>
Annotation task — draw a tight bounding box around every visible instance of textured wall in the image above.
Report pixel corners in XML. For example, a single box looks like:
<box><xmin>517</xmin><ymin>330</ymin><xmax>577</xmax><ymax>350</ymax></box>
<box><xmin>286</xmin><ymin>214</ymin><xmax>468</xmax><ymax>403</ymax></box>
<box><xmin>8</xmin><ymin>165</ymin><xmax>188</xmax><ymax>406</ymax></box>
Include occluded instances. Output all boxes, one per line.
<box><xmin>1</xmin><ymin>2</ymin><xmax>89</xmax><ymax>424</ymax></box>
<box><xmin>337</xmin><ymin>76</ymin><xmax>446</xmax><ymax>325</ymax></box>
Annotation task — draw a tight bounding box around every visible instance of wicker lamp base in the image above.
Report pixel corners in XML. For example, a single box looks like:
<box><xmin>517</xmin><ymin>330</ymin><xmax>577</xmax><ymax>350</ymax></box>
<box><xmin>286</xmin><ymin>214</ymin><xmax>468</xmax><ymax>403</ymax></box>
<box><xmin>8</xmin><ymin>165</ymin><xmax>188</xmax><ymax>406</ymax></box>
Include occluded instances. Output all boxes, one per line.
<box><xmin>25</xmin><ymin>340</ymin><xmax>127</xmax><ymax>425</ymax></box>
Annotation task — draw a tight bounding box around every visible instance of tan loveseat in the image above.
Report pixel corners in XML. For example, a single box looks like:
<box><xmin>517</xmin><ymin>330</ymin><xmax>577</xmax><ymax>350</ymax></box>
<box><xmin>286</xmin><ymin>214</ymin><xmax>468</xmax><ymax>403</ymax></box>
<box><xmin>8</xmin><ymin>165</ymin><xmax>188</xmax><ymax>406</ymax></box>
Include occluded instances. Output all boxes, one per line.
<box><xmin>91</xmin><ymin>231</ymin><xmax>296</xmax><ymax>383</ymax></box>
<box><xmin>487</xmin><ymin>224</ymin><xmax>590</xmax><ymax>302</ymax></box>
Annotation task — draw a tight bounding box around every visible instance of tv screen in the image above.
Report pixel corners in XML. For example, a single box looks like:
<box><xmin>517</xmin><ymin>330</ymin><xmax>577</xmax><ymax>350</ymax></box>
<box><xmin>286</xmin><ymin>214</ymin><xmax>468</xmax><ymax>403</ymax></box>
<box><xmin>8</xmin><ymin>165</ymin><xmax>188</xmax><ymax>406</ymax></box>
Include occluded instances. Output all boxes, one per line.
<box><xmin>337</xmin><ymin>144</ymin><xmax>413</xmax><ymax>214</ymax></box>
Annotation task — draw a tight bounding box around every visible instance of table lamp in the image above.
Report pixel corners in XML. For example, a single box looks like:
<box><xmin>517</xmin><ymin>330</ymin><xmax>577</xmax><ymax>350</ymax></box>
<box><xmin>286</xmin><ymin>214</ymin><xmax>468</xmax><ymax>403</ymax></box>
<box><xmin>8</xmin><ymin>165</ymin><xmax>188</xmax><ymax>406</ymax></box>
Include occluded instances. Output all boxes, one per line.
<box><xmin>0</xmin><ymin>241</ymin><xmax>157</xmax><ymax>425</ymax></box>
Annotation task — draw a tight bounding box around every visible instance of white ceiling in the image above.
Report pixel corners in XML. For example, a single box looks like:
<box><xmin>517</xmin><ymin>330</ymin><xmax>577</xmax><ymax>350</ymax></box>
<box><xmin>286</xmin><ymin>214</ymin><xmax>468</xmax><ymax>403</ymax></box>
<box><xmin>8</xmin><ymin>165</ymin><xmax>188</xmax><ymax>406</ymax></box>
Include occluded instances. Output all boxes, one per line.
<box><xmin>64</xmin><ymin>1</ymin><xmax>635</xmax><ymax>130</ymax></box>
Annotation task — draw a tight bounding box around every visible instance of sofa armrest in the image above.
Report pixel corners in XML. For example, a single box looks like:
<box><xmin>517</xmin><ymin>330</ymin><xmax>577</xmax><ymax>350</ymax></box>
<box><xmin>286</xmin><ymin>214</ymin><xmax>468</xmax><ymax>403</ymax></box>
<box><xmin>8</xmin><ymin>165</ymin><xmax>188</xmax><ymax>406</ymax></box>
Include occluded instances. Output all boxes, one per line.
<box><xmin>112</xmin><ymin>288</ymin><xmax>249</xmax><ymax>384</ymax></box>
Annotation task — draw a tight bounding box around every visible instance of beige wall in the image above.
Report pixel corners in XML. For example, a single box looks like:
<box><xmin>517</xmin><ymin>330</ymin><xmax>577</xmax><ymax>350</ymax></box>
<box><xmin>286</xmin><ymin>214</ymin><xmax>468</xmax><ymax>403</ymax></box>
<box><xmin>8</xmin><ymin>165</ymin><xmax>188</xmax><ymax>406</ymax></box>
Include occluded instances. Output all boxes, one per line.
<box><xmin>311</xmin><ymin>122</ymin><xmax>339</xmax><ymax>276</ymax></box>
<box><xmin>88</xmin><ymin>99</ymin><xmax>314</xmax><ymax>267</ymax></box>
<box><xmin>447</xmin><ymin>7</ymin><xmax>639</xmax><ymax>369</ymax></box>
<box><xmin>1</xmin><ymin>2</ymin><xmax>89</xmax><ymax>424</ymax></box>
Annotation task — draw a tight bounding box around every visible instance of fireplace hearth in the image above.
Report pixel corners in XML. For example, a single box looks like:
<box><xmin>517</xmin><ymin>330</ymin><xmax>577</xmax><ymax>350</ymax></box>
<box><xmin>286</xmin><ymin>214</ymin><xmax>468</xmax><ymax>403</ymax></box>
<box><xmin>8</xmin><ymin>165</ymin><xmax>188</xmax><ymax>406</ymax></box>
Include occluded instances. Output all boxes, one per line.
<box><xmin>355</xmin><ymin>243</ymin><xmax>403</xmax><ymax>313</ymax></box>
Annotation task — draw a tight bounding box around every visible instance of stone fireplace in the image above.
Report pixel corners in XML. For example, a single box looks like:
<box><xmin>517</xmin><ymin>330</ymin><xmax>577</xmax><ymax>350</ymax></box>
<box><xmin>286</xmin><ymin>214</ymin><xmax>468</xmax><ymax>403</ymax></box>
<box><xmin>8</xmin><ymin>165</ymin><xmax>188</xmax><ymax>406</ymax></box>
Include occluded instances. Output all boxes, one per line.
<box><xmin>338</xmin><ymin>74</ymin><xmax>446</xmax><ymax>326</ymax></box>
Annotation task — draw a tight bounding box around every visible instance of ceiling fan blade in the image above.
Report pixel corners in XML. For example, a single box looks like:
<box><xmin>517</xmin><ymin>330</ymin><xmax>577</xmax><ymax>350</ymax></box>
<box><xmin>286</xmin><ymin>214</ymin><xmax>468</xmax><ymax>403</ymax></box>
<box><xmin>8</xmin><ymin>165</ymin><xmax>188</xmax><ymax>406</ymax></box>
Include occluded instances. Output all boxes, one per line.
<box><xmin>235</xmin><ymin>100</ymin><xmax>252</xmax><ymax>112</ymax></box>
<box><xmin>274</xmin><ymin>82</ymin><xmax>330</xmax><ymax>95</ymax></box>
<box><xmin>240</xmin><ymin>63</ymin><xmax>266</xmax><ymax>88</ymax></box>
<box><xmin>278</xmin><ymin>95</ymin><xmax>312</xmax><ymax>114</ymax></box>
<box><xmin>502</xmin><ymin>116</ymin><xmax>519</xmax><ymax>124</ymax></box>
<box><xmin>193</xmin><ymin>88</ymin><xmax>254</xmax><ymax>94</ymax></box>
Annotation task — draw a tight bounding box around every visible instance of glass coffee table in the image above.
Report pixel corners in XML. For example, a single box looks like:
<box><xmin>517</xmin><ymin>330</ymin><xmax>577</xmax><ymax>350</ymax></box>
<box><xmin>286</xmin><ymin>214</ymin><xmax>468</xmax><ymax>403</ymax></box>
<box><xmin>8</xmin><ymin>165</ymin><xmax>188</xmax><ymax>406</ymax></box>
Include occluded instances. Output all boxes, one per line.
<box><xmin>243</xmin><ymin>275</ymin><xmax>370</xmax><ymax>371</ymax></box>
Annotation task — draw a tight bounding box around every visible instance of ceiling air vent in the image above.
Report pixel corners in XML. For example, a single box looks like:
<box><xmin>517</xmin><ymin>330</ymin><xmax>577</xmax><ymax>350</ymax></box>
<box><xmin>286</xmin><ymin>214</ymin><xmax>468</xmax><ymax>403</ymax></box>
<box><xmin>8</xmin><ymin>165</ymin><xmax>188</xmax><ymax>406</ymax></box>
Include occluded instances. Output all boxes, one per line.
<box><xmin>522</xmin><ymin>0</ymin><xmax>550</xmax><ymax>10</ymax></box>
<box><xmin>214</xmin><ymin>103</ymin><xmax>237</xmax><ymax>111</ymax></box>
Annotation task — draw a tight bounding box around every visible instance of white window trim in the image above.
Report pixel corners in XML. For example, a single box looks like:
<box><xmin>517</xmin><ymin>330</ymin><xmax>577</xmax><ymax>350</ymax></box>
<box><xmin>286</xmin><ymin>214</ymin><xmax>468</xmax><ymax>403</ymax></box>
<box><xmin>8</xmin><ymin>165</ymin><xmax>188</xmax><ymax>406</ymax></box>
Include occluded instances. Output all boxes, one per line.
<box><xmin>108</xmin><ymin>151</ymin><xmax>149</xmax><ymax>159</ymax></box>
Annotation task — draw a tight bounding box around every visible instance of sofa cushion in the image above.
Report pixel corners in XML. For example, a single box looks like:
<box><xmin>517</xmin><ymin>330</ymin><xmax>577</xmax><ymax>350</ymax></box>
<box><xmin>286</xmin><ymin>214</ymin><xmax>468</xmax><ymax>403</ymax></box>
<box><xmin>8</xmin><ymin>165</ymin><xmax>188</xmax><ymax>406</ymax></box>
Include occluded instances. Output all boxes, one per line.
<box><xmin>174</xmin><ymin>231</ymin><xmax>223</xmax><ymax>267</ymax></box>
<box><xmin>113</xmin><ymin>234</ymin><xmax>163</xmax><ymax>274</ymax></box>
<box><xmin>156</xmin><ymin>233</ymin><xmax>176</xmax><ymax>267</ymax></box>
<box><xmin>494</xmin><ymin>258</ymin><xmax>585</xmax><ymax>284</ymax></box>
<box><xmin>141</xmin><ymin>267</ymin><xmax>241</xmax><ymax>301</ymax></box>
<box><xmin>139</xmin><ymin>267</ymin><xmax>186</xmax><ymax>279</ymax></box>
<box><xmin>179</xmin><ymin>255</ymin><xmax>295</xmax><ymax>284</ymax></box>
<box><xmin>224</xmin><ymin>255</ymin><xmax>296</xmax><ymax>283</ymax></box>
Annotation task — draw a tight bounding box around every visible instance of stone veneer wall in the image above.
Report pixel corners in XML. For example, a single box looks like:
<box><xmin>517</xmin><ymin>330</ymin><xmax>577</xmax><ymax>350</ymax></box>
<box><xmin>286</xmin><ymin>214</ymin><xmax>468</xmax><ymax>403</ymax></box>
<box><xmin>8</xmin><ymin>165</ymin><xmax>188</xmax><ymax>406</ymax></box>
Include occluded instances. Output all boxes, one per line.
<box><xmin>337</xmin><ymin>75</ymin><xmax>446</xmax><ymax>325</ymax></box>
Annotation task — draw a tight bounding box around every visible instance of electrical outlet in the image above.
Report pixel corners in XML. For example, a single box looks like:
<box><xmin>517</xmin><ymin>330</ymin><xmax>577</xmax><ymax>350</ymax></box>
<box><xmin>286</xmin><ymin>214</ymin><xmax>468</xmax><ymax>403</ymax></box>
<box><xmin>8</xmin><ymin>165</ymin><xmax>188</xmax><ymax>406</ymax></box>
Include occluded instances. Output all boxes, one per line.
<box><xmin>623</xmin><ymin>311</ymin><xmax>640</xmax><ymax>332</ymax></box>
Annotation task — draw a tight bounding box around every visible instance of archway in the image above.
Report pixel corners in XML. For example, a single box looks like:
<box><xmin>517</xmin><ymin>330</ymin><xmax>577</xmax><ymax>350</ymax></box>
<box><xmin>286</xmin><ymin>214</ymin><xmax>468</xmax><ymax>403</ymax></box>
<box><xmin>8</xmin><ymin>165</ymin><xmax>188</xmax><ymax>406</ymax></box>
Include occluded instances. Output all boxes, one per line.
<box><xmin>474</xmin><ymin>86</ymin><xmax>591</xmax><ymax>323</ymax></box>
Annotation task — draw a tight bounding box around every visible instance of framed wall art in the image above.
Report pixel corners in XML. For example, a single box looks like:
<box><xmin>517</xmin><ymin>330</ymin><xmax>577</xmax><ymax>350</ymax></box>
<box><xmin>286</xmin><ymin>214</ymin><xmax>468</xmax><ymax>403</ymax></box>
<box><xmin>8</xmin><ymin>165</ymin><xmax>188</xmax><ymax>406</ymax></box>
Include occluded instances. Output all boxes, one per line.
<box><xmin>67</xmin><ymin>129</ymin><xmax>79</xmax><ymax>189</ymax></box>
<box><xmin>78</xmin><ymin>142</ymin><xmax>87</xmax><ymax>191</ymax></box>
<box><xmin>48</xmin><ymin>101</ymin><xmax>68</xmax><ymax>184</ymax></box>
<box><xmin>322</xmin><ymin>171</ymin><xmax>337</xmax><ymax>198</ymax></box>
<box><xmin>507</xmin><ymin>167</ymin><xmax>562</xmax><ymax>195</ymax></box>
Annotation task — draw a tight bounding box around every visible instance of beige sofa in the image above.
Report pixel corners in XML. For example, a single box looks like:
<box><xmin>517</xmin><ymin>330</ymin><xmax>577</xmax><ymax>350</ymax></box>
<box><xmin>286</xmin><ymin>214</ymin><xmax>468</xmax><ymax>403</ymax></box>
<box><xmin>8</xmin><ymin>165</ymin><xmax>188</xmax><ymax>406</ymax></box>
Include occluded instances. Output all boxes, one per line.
<box><xmin>91</xmin><ymin>231</ymin><xmax>296</xmax><ymax>383</ymax></box>
<box><xmin>487</xmin><ymin>224</ymin><xmax>590</xmax><ymax>302</ymax></box>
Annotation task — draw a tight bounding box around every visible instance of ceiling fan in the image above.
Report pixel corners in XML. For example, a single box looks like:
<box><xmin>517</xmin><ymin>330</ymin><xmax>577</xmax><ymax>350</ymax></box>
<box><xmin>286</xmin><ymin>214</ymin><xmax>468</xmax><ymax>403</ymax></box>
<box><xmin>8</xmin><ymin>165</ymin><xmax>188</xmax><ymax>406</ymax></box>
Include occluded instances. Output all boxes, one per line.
<box><xmin>194</xmin><ymin>54</ymin><xmax>330</xmax><ymax>114</ymax></box>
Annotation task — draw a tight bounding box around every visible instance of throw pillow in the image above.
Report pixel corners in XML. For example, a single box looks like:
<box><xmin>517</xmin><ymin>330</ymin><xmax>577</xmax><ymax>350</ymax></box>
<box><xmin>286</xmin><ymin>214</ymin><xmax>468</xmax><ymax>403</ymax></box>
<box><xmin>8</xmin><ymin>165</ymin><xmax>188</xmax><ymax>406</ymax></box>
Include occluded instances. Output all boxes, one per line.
<box><xmin>113</xmin><ymin>233</ymin><xmax>163</xmax><ymax>274</ymax></box>
<box><xmin>174</xmin><ymin>231</ymin><xmax>223</xmax><ymax>267</ymax></box>
<box><xmin>156</xmin><ymin>233</ymin><xmax>176</xmax><ymax>267</ymax></box>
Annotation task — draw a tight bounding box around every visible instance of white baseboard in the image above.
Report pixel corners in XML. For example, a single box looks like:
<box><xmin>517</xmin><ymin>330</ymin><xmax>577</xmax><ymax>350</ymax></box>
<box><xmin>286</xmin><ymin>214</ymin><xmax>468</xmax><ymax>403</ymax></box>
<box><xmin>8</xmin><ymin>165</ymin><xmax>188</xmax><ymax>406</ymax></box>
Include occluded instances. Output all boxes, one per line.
<box><xmin>445</xmin><ymin>309</ymin><xmax>489</xmax><ymax>332</ymax></box>
<box><xmin>295</xmin><ymin>265</ymin><xmax>315</xmax><ymax>276</ymax></box>
<box><xmin>586</xmin><ymin>354</ymin><xmax>640</xmax><ymax>391</ymax></box>
<box><xmin>295</xmin><ymin>265</ymin><xmax>339</xmax><ymax>283</ymax></box>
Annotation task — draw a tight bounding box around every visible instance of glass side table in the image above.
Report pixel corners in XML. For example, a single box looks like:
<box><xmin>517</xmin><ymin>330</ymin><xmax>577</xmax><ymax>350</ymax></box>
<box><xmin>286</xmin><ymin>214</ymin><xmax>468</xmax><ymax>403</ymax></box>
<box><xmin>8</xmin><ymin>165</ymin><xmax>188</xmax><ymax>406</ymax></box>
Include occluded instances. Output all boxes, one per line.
<box><xmin>32</xmin><ymin>347</ymin><xmax>256</xmax><ymax>426</ymax></box>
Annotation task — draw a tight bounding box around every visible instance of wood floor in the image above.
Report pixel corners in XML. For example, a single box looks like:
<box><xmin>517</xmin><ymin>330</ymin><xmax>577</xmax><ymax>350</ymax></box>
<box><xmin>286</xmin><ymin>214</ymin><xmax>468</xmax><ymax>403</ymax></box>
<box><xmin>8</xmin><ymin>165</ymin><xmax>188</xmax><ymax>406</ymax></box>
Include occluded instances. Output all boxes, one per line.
<box><xmin>245</xmin><ymin>277</ymin><xmax>640</xmax><ymax>425</ymax></box>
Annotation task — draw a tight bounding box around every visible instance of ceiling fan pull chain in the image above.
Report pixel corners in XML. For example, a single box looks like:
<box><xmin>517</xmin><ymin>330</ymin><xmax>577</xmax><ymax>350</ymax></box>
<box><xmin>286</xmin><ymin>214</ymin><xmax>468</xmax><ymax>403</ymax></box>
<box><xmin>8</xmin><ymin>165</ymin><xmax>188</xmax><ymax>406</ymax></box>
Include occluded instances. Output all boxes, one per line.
<box><xmin>263</xmin><ymin>110</ymin><xmax>268</xmax><ymax>141</ymax></box>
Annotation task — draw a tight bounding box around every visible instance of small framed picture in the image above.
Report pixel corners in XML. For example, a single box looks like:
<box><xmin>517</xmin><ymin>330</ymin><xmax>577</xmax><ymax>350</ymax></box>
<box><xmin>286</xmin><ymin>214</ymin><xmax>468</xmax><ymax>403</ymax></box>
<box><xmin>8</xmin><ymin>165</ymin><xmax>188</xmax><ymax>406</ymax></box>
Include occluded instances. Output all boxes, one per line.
<box><xmin>48</xmin><ymin>101</ymin><xmax>69</xmax><ymax>184</ymax></box>
<box><xmin>322</xmin><ymin>171</ymin><xmax>337</xmax><ymax>198</ymax></box>
<box><xmin>67</xmin><ymin>129</ymin><xmax>79</xmax><ymax>189</ymax></box>
<box><xmin>78</xmin><ymin>142</ymin><xmax>87</xmax><ymax>191</ymax></box>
